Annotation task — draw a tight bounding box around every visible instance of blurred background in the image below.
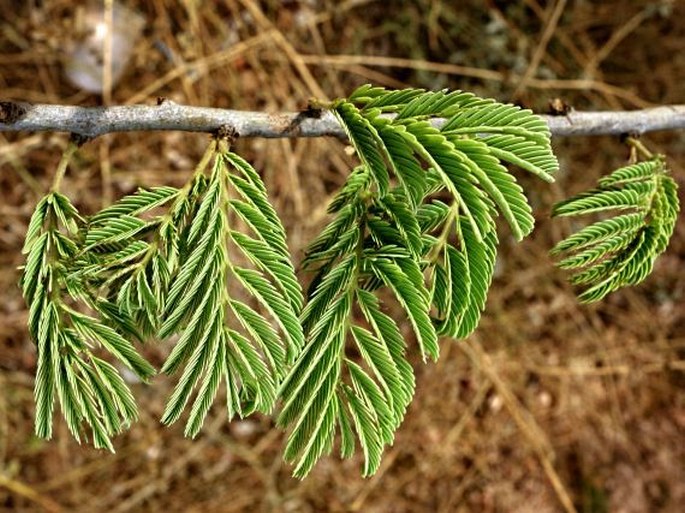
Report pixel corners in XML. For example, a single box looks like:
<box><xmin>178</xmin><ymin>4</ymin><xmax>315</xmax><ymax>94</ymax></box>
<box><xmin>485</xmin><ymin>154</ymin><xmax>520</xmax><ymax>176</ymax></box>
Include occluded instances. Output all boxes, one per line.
<box><xmin>1</xmin><ymin>1</ymin><xmax>683</xmax><ymax>511</ymax></box>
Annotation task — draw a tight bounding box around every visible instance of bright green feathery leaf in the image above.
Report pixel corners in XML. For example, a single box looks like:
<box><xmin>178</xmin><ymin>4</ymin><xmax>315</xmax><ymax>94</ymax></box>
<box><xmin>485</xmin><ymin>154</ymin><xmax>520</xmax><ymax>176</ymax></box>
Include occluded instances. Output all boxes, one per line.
<box><xmin>441</xmin><ymin>101</ymin><xmax>551</xmax><ymax>141</ymax></box>
<box><xmin>279</xmin><ymin>167</ymin><xmax>426</xmax><ymax>478</ymax></box>
<box><xmin>371</xmin><ymin>120</ymin><xmax>427</xmax><ymax>208</ymax></box>
<box><xmin>597</xmin><ymin>160</ymin><xmax>661</xmax><ymax>187</ymax></box>
<box><xmin>431</xmin><ymin>244</ymin><xmax>471</xmax><ymax>337</ymax></box>
<box><xmin>423</xmin><ymin>203</ymin><xmax>499</xmax><ymax>339</ymax></box>
<box><xmin>22</xmin><ymin>196</ymin><xmax>50</xmax><ymax>254</ymax></box>
<box><xmin>333</xmin><ymin>100</ymin><xmax>390</xmax><ymax>194</ymax></box>
<box><xmin>441</xmin><ymin>100</ymin><xmax>558</xmax><ymax>183</ymax></box>
<box><xmin>327</xmin><ymin>166</ymin><xmax>372</xmax><ymax>213</ymax></box>
<box><xmin>84</xmin><ymin>214</ymin><xmax>151</xmax><ymax>250</ymax></box>
<box><xmin>368</xmin><ymin>256</ymin><xmax>438</xmax><ymax>361</ymax></box>
<box><xmin>159</xmin><ymin>143</ymin><xmax>303</xmax><ymax>436</ymax></box>
<box><xmin>341</xmin><ymin>85</ymin><xmax>555</xmax><ymax>244</ymax></box>
<box><xmin>348</xmin><ymin>85</ymin><xmax>558</xmax><ymax>185</ymax></box>
<box><xmin>395</xmin><ymin>89</ymin><xmax>484</xmax><ymax>119</ymax></box>
<box><xmin>549</xmin><ymin>213</ymin><xmax>645</xmax><ymax>255</ymax></box>
<box><xmin>89</xmin><ymin>186</ymin><xmax>178</xmax><ymax>224</ymax></box>
<box><xmin>21</xmin><ymin>192</ymin><xmax>154</xmax><ymax>449</ymax></box>
<box><xmin>446</xmin><ymin>137</ymin><xmax>533</xmax><ymax>241</ymax></box>
<box><xmin>454</xmin><ymin>219</ymin><xmax>499</xmax><ymax>338</ymax></box>
<box><xmin>376</xmin><ymin>193</ymin><xmax>423</xmax><ymax>258</ymax></box>
<box><xmin>399</xmin><ymin>119</ymin><xmax>494</xmax><ymax>241</ymax></box>
<box><xmin>551</xmin><ymin>157</ymin><xmax>679</xmax><ymax>303</ymax></box>
<box><xmin>552</xmin><ymin>181</ymin><xmax>656</xmax><ymax>216</ymax></box>
<box><xmin>75</xmin><ymin>184</ymin><xmax>189</xmax><ymax>340</ymax></box>
<box><xmin>349</xmin><ymin>85</ymin><xmax>483</xmax><ymax>117</ymax></box>
<box><xmin>277</xmin><ymin>85</ymin><xmax>561</xmax><ymax>477</ymax></box>
<box><xmin>350</xmin><ymin>85</ymin><xmax>425</xmax><ymax>110</ymax></box>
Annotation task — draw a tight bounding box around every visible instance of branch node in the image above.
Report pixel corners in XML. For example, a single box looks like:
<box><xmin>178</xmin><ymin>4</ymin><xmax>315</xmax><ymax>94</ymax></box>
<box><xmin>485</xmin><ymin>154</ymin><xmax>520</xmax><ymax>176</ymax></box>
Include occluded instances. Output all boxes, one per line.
<box><xmin>0</xmin><ymin>101</ymin><xmax>29</xmax><ymax>124</ymax></box>
<box><xmin>69</xmin><ymin>133</ymin><xmax>93</xmax><ymax>147</ymax></box>
<box><xmin>156</xmin><ymin>96</ymin><xmax>177</xmax><ymax>106</ymax></box>
<box><xmin>547</xmin><ymin>98</ymin><xmax>573</xmax><ymax>116</ymax></box>
<box><xmin>620</xmin><ymin>132</ymin><xmax>640</xmax><ymax>143</ymax></box>
<box><xmin>215</xmin><ymin>124</ymin><xmax>238</xmax><ymax>144</ymax></box>
<box><xmin>285</xmin><ymin>104</ymin><xmax>325</xmax><ymax>135</ymax></box>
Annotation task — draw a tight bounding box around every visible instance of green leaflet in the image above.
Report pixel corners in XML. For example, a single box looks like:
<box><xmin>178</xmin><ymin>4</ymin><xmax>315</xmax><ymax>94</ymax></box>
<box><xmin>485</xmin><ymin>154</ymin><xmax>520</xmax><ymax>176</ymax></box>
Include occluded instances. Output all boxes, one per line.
<box><xmin>333</xmin><ymin>101</ymin><xmax>390</xmax><ymax>194</ymax></box>
<box><xmin>442</xmin><ymin>103</ymin><xmax>557</xmax><ymax>183</ymax></box>
<box><xmin>552</xmin><ymin>157</ymin><xmax>680</xmax><ymax>302</ymax></box>
<box><xmin>159</xmin><ymin>147</ymin><xmax>304</xmax><ymax>436</ymax></box>
<box><xmin>89</xmin><ymin>186</ymin><xmax>178</xmax><ymax>224</ymax></box>
<box><xmin>424</xmin><ymin>206</ymin><xmax>499</xmax><ymax>339</ymax></box>
<box><xmin>20</xmin><ymin>192</ymin><xmax>154</xmax><ymax>449</ymax></box>
<box><xmin>448</xmin><ymin>137</ymin><xmax>534</xmax><ymax>241</ymax></box>
<box><xmin>79</xmin><ymin>184</ymin><xmax>182</xmax><ymax>337</ymax></box>
<box><xmin>396</xmin><ymin>118</ymin><xmax>494</xmax><ymax>242</ymax></box>
<box><xmin>368</xmin><ymin>256</ymin><xmax>438</xmax><ymax>361</ymax></box>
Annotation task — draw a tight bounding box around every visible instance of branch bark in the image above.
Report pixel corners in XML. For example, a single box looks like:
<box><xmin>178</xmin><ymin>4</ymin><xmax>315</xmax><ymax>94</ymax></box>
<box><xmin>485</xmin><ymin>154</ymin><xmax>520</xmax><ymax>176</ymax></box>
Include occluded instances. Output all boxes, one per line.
<box><xmin>2</xmin><ymin>100</ymin><xmax>685</xmax><ymax>139</ymax></box>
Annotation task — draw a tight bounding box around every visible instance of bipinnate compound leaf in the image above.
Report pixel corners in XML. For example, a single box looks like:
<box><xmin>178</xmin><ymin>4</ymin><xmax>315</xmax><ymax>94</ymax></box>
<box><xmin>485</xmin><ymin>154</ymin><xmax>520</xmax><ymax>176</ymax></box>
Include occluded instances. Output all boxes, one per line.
<box><xmin>21</xmin><ymin>192</ymin><xmax>155</xmax><ymax>449</ymax></box>
<box><xmin>278</xmin><ymin>85</ymin><xmax>558</xmax><ymax>477</ymax></box>
<box><xmin>159</xmin><ymin>146</ymin><xmax>304</xmax><ymax>437</ymax></box>
<box><xmin>551</xmin><ymin>158</ymin><xmax>679</xmax><ymax>302</ymax></box>
<box><xmin>278</xmin><ymin>187</ymin><xmax>422</xmax><ymax>478</ymax></box>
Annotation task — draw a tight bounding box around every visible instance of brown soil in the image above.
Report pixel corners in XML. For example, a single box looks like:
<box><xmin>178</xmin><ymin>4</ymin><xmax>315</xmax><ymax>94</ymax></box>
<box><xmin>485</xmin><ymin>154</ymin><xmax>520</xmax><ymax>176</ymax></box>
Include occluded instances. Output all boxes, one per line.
<box><xmin>1</xmin><ymin>1</ymin><xmax>683</xmax><ymax>512</ymax></box>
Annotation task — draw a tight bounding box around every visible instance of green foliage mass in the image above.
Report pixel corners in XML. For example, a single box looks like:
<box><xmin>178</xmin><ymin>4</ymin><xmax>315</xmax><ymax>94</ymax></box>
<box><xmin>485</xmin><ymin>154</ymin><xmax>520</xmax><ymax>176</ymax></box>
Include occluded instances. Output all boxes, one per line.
<box><xmin>551</xmin><ymin>158</ymin><xmax>679</xmax><ymax>302</ymax></box>
<box><xmin>20</xmin><ymin>85</ymin><xmax>679</xmax><ymax>478</ymax></box>
<box><xmin>21</xmin><ymin>192</ymin><xmax>155</xmax><ymax>449</ymax></box>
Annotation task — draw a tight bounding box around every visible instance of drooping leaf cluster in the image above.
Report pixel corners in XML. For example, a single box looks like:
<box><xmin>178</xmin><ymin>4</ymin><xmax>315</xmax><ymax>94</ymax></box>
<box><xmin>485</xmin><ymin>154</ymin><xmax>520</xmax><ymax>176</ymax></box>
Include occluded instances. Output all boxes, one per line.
<box><xmin>22</xmin><ymin>85</ymin><xmax>678</xmax><ymax>479</ymax></box>
<box><xmin>156</xmin><ymin>148</ymin><xmax>304</xmax><ymax>436</ymax></box>
<box><xmin>21</xmin><ymin>192</ymin><xmax>155</xmax><ymax>449</ymax></box>
<box><xmin>22</xmin><ymin>136</ymin><xmax>303</xmax><ymax>449</ymax></box>
<box><xmin>278</xmin><ymin>85</ymin><xmax>559</xmax><ymax>476</ymax></box>
<box><xmin>551</xmin><ymin>157</ymin><xmax>679</xmax><ymax>302</ymax></box>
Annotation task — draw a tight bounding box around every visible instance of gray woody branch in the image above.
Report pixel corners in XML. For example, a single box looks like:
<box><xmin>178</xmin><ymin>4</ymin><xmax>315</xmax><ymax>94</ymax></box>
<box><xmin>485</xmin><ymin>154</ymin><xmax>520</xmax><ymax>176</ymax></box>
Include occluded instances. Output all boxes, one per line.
<box><xmin>2</xmin><ymin>100</ymin><xmax>685</xmax><ymax>139</ymax></box>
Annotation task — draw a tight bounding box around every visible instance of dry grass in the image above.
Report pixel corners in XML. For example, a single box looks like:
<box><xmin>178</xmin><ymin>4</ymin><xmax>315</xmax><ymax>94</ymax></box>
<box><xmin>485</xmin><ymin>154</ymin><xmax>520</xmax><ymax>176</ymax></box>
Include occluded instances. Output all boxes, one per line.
<box><xmin>1</xmin><ymin>1</ymin><xmax>684</xmax><ymax>511</ymax></box>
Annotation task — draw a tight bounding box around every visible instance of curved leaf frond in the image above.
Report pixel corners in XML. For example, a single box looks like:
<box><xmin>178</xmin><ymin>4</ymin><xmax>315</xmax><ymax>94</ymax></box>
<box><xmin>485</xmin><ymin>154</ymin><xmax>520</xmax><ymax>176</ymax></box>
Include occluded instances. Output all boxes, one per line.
<box><xmin>279</xmin><ymin>85</ymin><xmax>557</xmax><ymax>477</ymax></box>
<box><xmin>551</xmin><ymin>157</ymin><xmax>679</xmax><ymax>302</ymax></box>
<box><xmin>279</xmin><ymin>180</ymin><xmax>424</xmax><ymax>478</ymax></box>
<box><xmin>159</xmin><ymin>145</ymin><xmax>304</xmax><ymax>436</ymax></box>
<box><xmin>20</xmin><ymin>192</ymin><xmax>154</xmax><ymax>448</ymax></box>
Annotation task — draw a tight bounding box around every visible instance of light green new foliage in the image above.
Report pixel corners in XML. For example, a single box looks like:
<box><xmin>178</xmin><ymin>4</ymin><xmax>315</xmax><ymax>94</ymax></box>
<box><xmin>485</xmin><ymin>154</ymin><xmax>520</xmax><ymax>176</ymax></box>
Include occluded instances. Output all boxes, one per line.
<box><xmin>21</xmin><ymin>85</ymin><xmax>679</xmax><ymax>478</ymax></box>
<box><xmin>158</xmin><ymin>144</ymin><xmax>304</xmax><ymax>437</ymax></box>
<box><xmin>21</xmin><ymin>191</ymin><xmax>155</xmax><ymax>450</ymax></box>
<box><xmin>277</xmin><ymin>177</ymin><xmax>425</xmax><ymax>478</ymax></box>
<box><xmin>551</xmin><ymin>158</ymin><xmax>679</xmax><ymax>302</ymax></box>
<box><xmin>82</xmin><ymin>185</ymin><xmax>180</xmax><ymax>337</ymax></box>
<box><xmin>21</xmin><ymin>136</ymin><xmax>304</xmax><ymax>448</ymax></box>
<box><xmin>278</xmin><ymin>85</ymin><xmax>559</xmax><ymax>477</ymax></box>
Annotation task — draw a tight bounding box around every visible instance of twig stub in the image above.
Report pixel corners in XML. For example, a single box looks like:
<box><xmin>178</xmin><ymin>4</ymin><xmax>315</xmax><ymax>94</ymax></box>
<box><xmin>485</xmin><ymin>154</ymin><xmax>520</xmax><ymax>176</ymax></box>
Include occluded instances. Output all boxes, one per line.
<box><xmin>0</xmin><ymin>101</ymin><xmax>29</xmax><ymax>124</ymax></box>
<box><xmin>215</xmin><ymin>124</ymin><xmax>238</xmax><ymax>143</ymax></box>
